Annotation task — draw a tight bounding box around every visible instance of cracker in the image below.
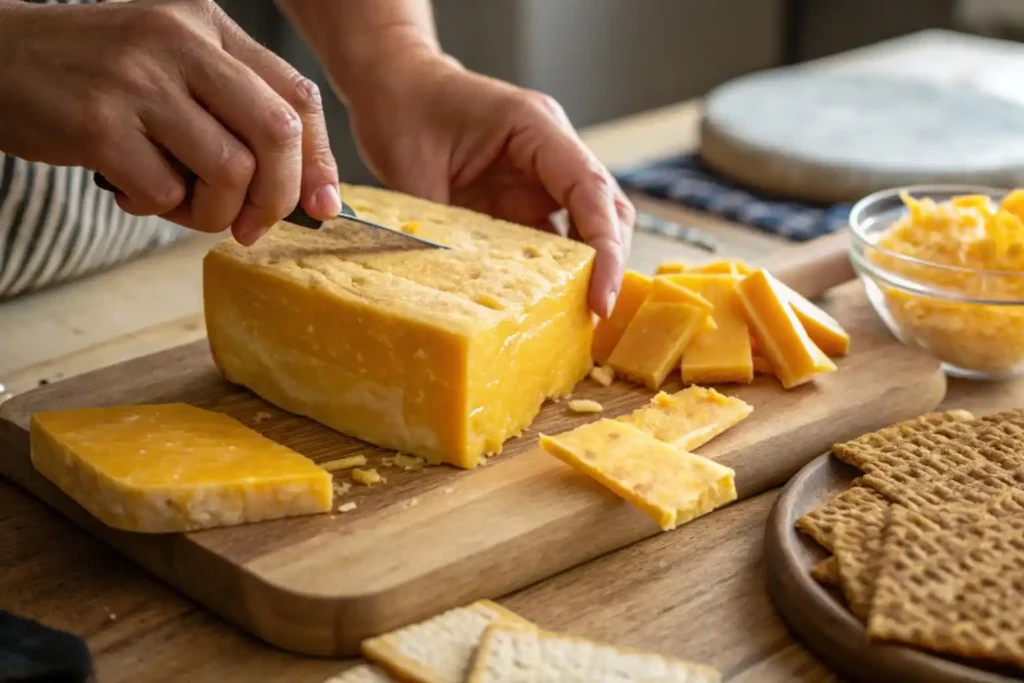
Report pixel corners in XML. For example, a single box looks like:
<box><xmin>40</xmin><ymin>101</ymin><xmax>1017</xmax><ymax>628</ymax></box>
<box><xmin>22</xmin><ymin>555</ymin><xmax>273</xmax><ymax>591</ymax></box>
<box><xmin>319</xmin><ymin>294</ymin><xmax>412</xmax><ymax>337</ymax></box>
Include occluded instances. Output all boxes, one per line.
<box><xmin>361</xmin><ymin>600</ymin><xmax>535</xmax><ymax>683</ymax></box>
<box><xmin>795</xmin><ymin>485</ymin><xmax>889</xmax><ymax>552</ymax></box>
<box><xmin>810</xmin><ymin>556</ymin><xmax>839</xmax><ymax>586</ymax></box>
<box><xmin>866</xmin><ymin>507</ymin><xmax>1024</xmax><ymax>667</ymax></box>
<box><xmin>832</xmin><ymin>505</ymin><xmax>892</xmax><ymax>622</ymax></box>
<box><xmin>863</xmin><ymin>464</ymin><xmax>1023</xmax><ymax>510</ymax></box>
<box><xmin>832</xmin><ymin>410</ymin><xmax>975</xmax><ymax>471</ymax></box>
<box><xmin>323</xmin><ymin>664</ymin><xmax>397</xmax><ymax>682</ymax></box>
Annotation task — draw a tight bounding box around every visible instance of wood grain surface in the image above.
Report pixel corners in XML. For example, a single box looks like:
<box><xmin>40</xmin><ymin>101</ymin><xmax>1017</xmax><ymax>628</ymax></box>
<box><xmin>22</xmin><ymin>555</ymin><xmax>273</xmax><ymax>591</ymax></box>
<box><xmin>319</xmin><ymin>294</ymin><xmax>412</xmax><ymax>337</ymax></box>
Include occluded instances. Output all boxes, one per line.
<box><xmin>765</xmin><ymin>453</ymin><xmax>1020</xmax><ymax>683</ymax></box>
<box><xmin>0</xmin><ymin>280</ymin><xmax>945</xmax><ymax>657</ymax></box>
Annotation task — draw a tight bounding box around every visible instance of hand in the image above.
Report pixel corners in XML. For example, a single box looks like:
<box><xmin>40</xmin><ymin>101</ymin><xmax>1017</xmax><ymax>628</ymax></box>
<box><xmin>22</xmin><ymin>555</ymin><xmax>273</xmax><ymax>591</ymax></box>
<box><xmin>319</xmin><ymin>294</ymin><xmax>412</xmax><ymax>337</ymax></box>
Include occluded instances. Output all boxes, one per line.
<box><xmin>0</xmin><ymin>0</ymin><xmax>340</xmax><ymax>245</ymax></box>
<box><xmin>343</xmin><ymin>53</ymin><xmax>635</xmax><ymax>317</ymax></box>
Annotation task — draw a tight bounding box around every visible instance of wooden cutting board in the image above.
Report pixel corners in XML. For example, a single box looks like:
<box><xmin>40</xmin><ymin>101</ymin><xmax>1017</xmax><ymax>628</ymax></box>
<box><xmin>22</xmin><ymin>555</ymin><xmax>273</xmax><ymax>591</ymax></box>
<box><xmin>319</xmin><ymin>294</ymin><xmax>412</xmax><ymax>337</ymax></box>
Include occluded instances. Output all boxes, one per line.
<box><xmin>0</xmin><ymin>274</ymin><xmax>945</xmax><ymax>657</ymax></box>
<box><xmin>699</xmin><ymin>68</ymin><xmax>1024</xmax><ymax>203</ymax></box>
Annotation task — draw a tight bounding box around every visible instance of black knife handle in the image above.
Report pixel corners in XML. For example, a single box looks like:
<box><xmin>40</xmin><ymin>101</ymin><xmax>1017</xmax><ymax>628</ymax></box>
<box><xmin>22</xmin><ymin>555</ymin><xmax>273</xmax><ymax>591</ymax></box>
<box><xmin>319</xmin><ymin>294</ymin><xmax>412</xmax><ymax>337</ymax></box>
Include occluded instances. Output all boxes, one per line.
<box><xmin>92</xmin><ymin>171</ymin><xmax>321</xmax><ymax>229</ymax></box>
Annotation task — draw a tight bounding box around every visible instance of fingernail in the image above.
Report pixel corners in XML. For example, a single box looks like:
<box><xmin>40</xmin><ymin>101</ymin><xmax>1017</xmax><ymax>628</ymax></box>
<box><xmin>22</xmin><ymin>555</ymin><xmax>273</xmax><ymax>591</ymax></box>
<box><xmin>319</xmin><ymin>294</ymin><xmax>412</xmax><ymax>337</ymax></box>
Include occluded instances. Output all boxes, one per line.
<box><xmin>315</xmin><ymin>184</ymin><xmax>342</xmax><ymax>218</ymax></box>
<box><xmin>233</xmin><ymin>215</ymin><xmax>269</xmax><ymax>247</ymax></box>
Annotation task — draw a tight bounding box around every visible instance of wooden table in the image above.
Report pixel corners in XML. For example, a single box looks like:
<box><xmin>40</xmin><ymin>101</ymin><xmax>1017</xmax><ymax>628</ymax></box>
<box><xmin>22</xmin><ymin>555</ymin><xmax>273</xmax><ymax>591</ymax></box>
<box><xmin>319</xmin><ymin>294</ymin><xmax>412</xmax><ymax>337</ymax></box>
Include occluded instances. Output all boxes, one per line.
<box><xmin>2</xmin><ymin>29</ymin><xmax>1024</xmax><ymax>683</ymax></box>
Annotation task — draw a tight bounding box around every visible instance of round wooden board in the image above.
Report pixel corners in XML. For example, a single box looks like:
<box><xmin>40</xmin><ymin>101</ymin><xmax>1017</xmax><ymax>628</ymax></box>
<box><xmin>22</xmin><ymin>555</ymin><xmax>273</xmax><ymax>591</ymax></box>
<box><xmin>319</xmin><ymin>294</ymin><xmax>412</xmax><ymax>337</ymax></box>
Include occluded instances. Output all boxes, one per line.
<box><xmin>699</xmin><ymin>68</ymin><xmax>1024</xmax><ymax>203</ymax></box>
<box><xmin>764</xmin><ymin>453</ymin><xmax>1021</xmax><ymax>683</ymax></box>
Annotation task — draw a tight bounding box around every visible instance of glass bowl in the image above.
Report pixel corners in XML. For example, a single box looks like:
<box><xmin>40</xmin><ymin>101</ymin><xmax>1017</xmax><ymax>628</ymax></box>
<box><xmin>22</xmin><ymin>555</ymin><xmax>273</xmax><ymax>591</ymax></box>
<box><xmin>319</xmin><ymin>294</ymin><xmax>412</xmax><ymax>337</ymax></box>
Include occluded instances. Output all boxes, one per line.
<box><xmin>849</xmin><ymin>184</ymin><xmax>1024</xmax><ymax>380</ymax></box>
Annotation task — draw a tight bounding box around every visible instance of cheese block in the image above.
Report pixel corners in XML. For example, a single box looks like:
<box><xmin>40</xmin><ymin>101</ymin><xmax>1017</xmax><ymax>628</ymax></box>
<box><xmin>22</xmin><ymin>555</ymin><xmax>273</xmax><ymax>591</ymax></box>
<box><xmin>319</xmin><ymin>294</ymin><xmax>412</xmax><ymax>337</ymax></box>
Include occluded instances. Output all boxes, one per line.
<box><xmin>361</xmin><ymin>599</ymin><xmax>535</xmax><ymax>683</ymax></box>
<box><xmin>204</xmin><ymin>184</ymin><xmax>595</xmax><ymax>469</ymax></box>
<box><xmin>775</xmin><ymin>279</ymin><xmax>851</xmax><ymax>356</ymax></box>
<box><xmin>539</xmin><ymin>420</ymin><xmax>737</xmax><ymax>530</ymax></box>
<box><xmin>690</xmin><ymin>259</ymin><xmax>752</xmax><ymax>275</ymax></box>
<box><xmin>607</xmin><ymin>279</ymin><xmax>710</xmax><ymax>390</ymax></box>
<box><xmin>667</xmin><ymin>273</ymin><xmax>754</xmax><ymax>385</ymax></box>
<box><xmin>736</xmin><ymin>270</ymin><xmax>837</xmax><ymax>389</ymax></box>
<box><xmin>591</xmin><ymin>270</ymin><xmax>652</xmax><ymax>364</ymax></box>
<box><xmin>752</xmin><ymin>355</ymin><xmax>773</xmax><ymax>375</ymax></box>
<box><xmin>467</xmin><ymin>625</ymin><xmax>722</xmax><ymax>683</ymax></box>
<box><xmin>617</xmin><ymin>386</ymin><xmax>752</xmax><ymax>451</ymax></box>
<box><xmin>29</xmin><ymin>403</ymin><xmax>332</xmax><ymax>533</ymax></box>
<box><xmin>654</xmin><ymin>261</ymin><xmax>687</xmax><ymax>275</ymax></box>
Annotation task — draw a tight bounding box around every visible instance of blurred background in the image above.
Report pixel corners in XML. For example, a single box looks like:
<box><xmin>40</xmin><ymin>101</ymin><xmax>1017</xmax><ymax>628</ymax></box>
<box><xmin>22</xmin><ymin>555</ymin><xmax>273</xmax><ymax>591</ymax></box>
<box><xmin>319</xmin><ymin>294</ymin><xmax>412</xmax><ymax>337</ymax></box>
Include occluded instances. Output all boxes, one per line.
<box><xmin>217</xmin><ymin>0</ymin><xmax>1024</xmax><ymax>184</ymax></box>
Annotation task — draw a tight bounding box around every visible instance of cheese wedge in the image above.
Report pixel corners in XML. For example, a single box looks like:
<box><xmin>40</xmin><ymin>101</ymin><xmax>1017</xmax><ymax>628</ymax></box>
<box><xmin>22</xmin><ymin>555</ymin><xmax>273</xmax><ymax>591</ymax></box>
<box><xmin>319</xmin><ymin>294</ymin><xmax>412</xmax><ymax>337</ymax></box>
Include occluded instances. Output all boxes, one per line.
<box><xmin>607</xmin><ymin>279</ymin><xmax>711</xmax><ymax>390</ymax></box>
<box><xmin>29</xmin><ymin>403</ymin><xmax>332</xmax><ymax>533</ymax></box>
<box><xmin>361</xmin><ymin>599</ymin><xmax>534</xmax><ymax>683</ymax></box>
<box><xmin>204</xmin><ymin>185</ymin><xmax>594</xmax><ymax>469</ymax></box>
<box><xmin>774</xmin><ymin>280</ymin><xmax>851</xmax><ymax>357</ymax></box>
<box><xmin>617</xmin><ymin>386</ymin><xmax>752</xmax><ymax>451</ymax></box>
<box><xmin>591</xmin><ymin>270</ymin><xmax>653</xmax><ymax>365</ymax></box>
<box><xmin>752</xmin><ymin>355</ymin><xmax>773</xmax><ymax>375</ymax></box>
<box><xmin>666</xmin><ymin>273</ymin><xmax>754</xmax><ymax>385</ymax></box>
<box><xmin>539</xmin><ymin>420</ymin><xmax>737</xmax><ymax>530</ymax></box>
<box><xmin>736</xmin><ymin>270</ymin><xmax>837</xmax><ymax>389</ymax></box>
<box><xmin>467</xmin><ymin>625</ymin><xmax>722</xmax><ymax>683</ymax></box>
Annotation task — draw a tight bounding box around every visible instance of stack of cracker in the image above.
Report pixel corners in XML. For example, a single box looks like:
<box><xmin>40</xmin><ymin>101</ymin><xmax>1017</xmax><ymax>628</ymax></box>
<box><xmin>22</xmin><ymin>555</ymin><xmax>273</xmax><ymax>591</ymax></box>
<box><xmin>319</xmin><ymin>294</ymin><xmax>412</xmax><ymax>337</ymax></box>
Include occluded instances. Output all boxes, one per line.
<box><xmin>795</xmin><ymin>409</ymin><xmax>1024</xmax><ymax>670</ymax></box>
<box><xmin>324</xmin><ymin>599</ymin><xmax>720</xmax><ymax>682</ymax></box>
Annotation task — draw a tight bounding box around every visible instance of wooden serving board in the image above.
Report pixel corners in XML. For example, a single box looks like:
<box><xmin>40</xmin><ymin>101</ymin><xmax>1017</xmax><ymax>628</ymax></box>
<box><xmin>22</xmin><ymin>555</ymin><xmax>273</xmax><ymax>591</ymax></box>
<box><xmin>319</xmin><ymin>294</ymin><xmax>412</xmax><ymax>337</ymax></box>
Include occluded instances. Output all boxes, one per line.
<box><xmin>0</xmin><ymin>280</ymin><xmax>945</xmax><ymax>657</ymax></box>
<box><xmin>764</xmin><ymin>453</ymin><xmax>1020</xmax><ymax>683</ymax></box>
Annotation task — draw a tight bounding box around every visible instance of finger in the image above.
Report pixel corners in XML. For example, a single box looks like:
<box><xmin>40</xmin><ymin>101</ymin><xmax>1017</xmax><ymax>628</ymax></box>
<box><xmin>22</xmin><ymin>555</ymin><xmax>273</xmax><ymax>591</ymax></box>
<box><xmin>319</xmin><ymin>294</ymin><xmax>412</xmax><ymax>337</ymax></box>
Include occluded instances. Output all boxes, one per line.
<box><xmin>101</xmin><ymin>133</ymin><xmax>186</xmax><ymax>218</ymax></box>
<box><xmin>142</xmin><ymin>98</ymin><xmax>254</xmax><ymax>234</ymax></box>
<box><xmin>220</xmin><ymin>28</ymin><xmax>341</xmax><ymax>221</ymax></box>
<box><xmin>184</xmin><ymin>41</ymin><xmax>303</xmax><ymax>240</ymax></box>
<box><xmin>611</xmin><ymin>179</ymin><xmax>636</xmax><ymax>259</ymax></box>
<box><xmin>519</xmin><ymin>117</ymin><xmax>624</xmax><ymax>317</ymax></box>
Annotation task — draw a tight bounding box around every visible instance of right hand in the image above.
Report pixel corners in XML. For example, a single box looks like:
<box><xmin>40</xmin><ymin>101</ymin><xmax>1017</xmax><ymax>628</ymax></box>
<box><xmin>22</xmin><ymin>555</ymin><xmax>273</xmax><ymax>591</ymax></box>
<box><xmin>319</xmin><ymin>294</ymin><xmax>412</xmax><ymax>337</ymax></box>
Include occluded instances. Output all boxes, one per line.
<box><xmin>0</xmin><ymin>0</ymin><xmax>341</xmax><ymax>245</ymax></box>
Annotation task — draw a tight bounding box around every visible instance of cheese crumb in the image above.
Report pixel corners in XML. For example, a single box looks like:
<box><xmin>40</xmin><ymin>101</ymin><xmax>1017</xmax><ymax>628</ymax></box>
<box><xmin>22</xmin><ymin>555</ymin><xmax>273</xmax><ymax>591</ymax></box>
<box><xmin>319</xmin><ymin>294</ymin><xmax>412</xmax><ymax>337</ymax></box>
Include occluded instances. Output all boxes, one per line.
<box><xmin>337</xmin><ymin>502</ymin><xmax>358</xmax><ymax>513</ymax></box>
<box><xmin>352</xmin><ymin>468</ymin><xmax>383</xmax><ymax>486</ymax></box>
<box><xmin>321</xmin><ymin>455</ymin><xmax>368</xmax><ymax>472</ymax></box>
<box><xmin>589</xmin><ymin>365</ymin><xmax>615</xmax><ymax>386</ymax></box>
<box><xmin>334</xmin><ymin>481</ymin><xmax>352</xmax><ymax>497</ymax></box>
<box><xmin>443</xmin><ymin>487</ymin><xmax>454</xmax><ymax>494</ymax></box>
<box><xmin>568</xmin><ymin>399</ymin><xmax>604</xmax><ymax>414</ymax></box>
<box><xmin>393</xmin><ymin>453</ymin><xmax>426</xmax><ymax>470</ymax></box>
<box><xmin>253</xmin><ymin>411</ymin><xmax>272</xmax><ymax>424</ymax></box>
<box><xmin>399</xmin><ymin>498</ymin><xmax>419</xmax><ymax>510</ymax></box>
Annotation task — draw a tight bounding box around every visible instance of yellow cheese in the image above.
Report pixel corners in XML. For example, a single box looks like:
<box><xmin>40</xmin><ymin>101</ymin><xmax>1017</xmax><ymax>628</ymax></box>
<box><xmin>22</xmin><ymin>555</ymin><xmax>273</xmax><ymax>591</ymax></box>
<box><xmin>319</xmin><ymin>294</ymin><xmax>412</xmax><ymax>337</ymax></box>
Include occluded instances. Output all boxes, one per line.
<box><xmin>617</xmin><ymin>386</ymin><xmax>752</xmax><ymax>451</ymax></box>
<box><xmin>654</xmin><ymin>261</ymin><xmax>687</xmax><ymax>275</ymax></box>
<box><xmin>588</xmin><ymin>365</ymin><xmax>615</xmax><ymax>387</ymax></box>
<box><xmin>736</xmin><ymin>270</ymin><xmax>837</xmax><ymax>389</ymax></box>
<box><xmin>774</xmin><ymin>280</ymin><xmax>851</xmax><ymax>357</ymax></box>
<box><xmin>666</xmin><ymin>273</ymin><xmax>754</xmax><ymax>384</ymax></box>
<box><xmin>606</xmin><ymin>279</ymin><xmax>710</xmax><ymax>390</ymax></box>
<box><xmin>29</xmin><ymin>403</ymin><xmax>332</xmax><ymax>533</ymax></box>
<box><xmin>752</xmin><ymin>355</ymin><xmax>774</xmax><ymax>375</ymax></box>
<box><xmin>691</xmin><ymin>260</ymin><xmax>752</xmax><ymax>276</ymax></box>
<box><xmin>567</xmin><ymin>399</ymin><xmax>603</xmax><ymax>414</ymax></box>
<box><xmin>320</xmin><ymin>454</ymin><xmax>367</xmax><ymax>472</ymax></box>
<box><xmin>204</xmin><ymin>184</ymin><xmax>594</xmax><ymax>469</ymax></box>
<box><xmin>351</xmin><ymin>468</ymin><xmax>383</xmax><ymax>486</ymax></box>
<box><xmin>539</xmin><ymin>420</ymin><xmax>737</xmax><ymax>531</ymax></box>
<box><xmin>591</xmin><ymin>270</ymin><xmax>652</xmax><ymax>364</ymax></box>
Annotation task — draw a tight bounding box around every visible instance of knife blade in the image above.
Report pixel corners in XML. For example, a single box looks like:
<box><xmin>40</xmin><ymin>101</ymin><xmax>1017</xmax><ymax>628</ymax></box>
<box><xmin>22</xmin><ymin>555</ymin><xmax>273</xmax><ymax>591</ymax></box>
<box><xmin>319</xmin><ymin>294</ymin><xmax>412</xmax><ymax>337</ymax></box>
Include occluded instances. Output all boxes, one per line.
<box><xmin>92</xmin><ymin>172</ymin><xmax>448</xmax><ymax>251</ymax></box>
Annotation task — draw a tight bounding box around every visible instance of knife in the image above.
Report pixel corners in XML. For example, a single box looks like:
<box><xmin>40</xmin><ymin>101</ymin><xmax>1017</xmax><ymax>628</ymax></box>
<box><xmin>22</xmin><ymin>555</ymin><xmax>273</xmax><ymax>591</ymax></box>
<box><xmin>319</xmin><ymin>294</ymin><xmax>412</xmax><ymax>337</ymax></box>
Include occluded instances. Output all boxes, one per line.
<box><xmin>92</xmin><ymin>172</ymin><xmax>448</xmax><ymax>251</ymax></box>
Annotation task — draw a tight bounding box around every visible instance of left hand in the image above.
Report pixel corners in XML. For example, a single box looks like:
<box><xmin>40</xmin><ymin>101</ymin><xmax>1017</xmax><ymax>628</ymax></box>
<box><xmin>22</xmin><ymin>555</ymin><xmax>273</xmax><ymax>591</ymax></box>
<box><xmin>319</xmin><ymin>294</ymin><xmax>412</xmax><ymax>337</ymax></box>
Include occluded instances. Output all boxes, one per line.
<box><xmin>343</xmin><ymin>53</ymin><xmax>635</xmax><ymax>318</ymax></box>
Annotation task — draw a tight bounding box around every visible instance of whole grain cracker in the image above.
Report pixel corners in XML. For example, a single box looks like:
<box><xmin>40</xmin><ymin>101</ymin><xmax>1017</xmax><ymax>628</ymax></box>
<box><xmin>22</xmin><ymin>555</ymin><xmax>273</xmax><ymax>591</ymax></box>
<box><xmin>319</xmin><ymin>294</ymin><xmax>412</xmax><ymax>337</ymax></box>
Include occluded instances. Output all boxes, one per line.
<box><xmin>323</xmin><ymin>664</ymin><xmax>397</xmax><ymax>682</ymax></box>
<box><xmin>810</xmin><ymin>556</ymin><xmax>839</xmax><ymax>586</ymax></box>
<box><xmin>832</xmin><ymin>505</ymin><xmax>893</xmax><ymax>622</ymax></box>
<box><xmin>832</xmin><ymin>410</ymin><xmax>975</xmax><ymax>471</ymax></box>
<box><xmin>795</xmin><ymin>485</ymin><xmax>888</xmax><ymax>552</ymax></box>
<box><xmin>866</xmin><ymin>507</ymin><xmax>1024</xmax><ymax>667</ymax></box>
<box><xmin>863</xmin><ymin>464</ymin><xmax>1024</xmax><ymax>511</ymax></box>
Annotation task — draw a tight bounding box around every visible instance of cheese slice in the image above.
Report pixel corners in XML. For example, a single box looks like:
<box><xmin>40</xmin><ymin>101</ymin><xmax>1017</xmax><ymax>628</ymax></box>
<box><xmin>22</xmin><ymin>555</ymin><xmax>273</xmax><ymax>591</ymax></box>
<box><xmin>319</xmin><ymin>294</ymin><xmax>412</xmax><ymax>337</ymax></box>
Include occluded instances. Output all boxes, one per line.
<box><xmin>752</xmin><ymin>355</ymin><xmax>774</xmax><ymax>375</ymax></box>
<box><xmin>774</xmin><ymin>280</ymin><xmax>851</xmax><ymax>357</ymax></box>
<box><xmin>691</xmin><ymin>259</ymin><xmax>752</xmax><ymax>275</ymax></box>
<box><xmin>539</xmin><ymin>420</ymin><xmax>737</xmax><ymax>530</ymax></box>
<box><xmin>667</xmin><ymin>273</ymin><xmax>754</xmax><ymax>385</ymax></box>
<box><xmin>29</xmin><ymin>403</ymin><xmax>332</xmax><ymax>533</ymax></box>
<box><xmin>617</xmin><ymin>386</ymin><xmax>752</xmax><ymax>451</ymax></box>
<box><xmin>467</xmin><ymin>625</ymin><xmax>722</xmax><ymax>683</ymax></box>
<box><xmin>736</xmin><ymin>270</ymin><xmax>837</xmax><ymax>389</ymax></box>
<box><xmin>654</xmin><ymin>261</ymin><xmax>687</xmax><ymax>275</ymax></box>
<box><xmin>591</xmin><ymin>270</ymin><xmax>653</xmax><ymax>365</ymax></box>
<box><xmin>204</xmin><ymin>184</ymin><xmax>594</xmax><ymax>469</ymax></box>
<box><xmin>607</xmin><ymin>279</ymin><xmax>711</xmax><ymax>390</ymax></box>
<box><xmin>361</xmin><ymin>599</ymin><xmax>535</xmax><ymax>683</ymax></box>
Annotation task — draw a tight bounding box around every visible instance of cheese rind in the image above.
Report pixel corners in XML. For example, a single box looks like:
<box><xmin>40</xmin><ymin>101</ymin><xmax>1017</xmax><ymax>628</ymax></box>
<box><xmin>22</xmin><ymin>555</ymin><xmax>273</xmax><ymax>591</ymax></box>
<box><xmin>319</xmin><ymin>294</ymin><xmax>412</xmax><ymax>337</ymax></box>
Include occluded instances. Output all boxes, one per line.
<box><xmin>29</xmin><ymin>403</ymin><xmax>332</xmax><ymax>533</ymax></box>
<box><xmin>539</xmin><ymin>420</ymin><xmax>737</xmax><ymax>531</ymax></box>
<box><xmin>667</xmin><ymin>273</ymin><xmax>755</xmax><ymax>385</ymax></box>
<box><xmin>736</xmin><ymin>270</ymin><xmax>837</xmax><ymax>389</ymax></box>
<box><xmin>607</xmin><ymin>279</ymin><xmax>710</xmax><ymax>390</ymax></box>
<box><xmin>591</xmin><ymin>270</ymin><xmax>653</xmax><ymax>364</ymax></box>
<box><xmin>204</xmin><ymin>185</ymin><xmax>594</xmax><ymax>469</ymax></box>
<box><xmin>617</xmin><ymin>386</ymin><xmax>753</xmax><ymax>451</ymax></box>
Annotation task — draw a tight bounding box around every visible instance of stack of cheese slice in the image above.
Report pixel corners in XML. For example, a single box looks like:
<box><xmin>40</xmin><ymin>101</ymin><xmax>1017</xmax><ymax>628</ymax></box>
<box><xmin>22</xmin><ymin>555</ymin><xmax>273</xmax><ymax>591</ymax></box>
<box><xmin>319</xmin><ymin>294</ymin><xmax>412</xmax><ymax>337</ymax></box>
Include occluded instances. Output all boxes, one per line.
<box><xmin>325</xmin><ymin>599</ymin><xmax>721</xmax><ymax>683</ymax></box>
<box><xmin>540</xmin><ymin>386</ymin><xmax>750</xmax><ymax>531</ymax></box>
<box><xmin>592</xmin><ymin>260</ymin><xmax>850</xmax><ymax>390</ymax></box>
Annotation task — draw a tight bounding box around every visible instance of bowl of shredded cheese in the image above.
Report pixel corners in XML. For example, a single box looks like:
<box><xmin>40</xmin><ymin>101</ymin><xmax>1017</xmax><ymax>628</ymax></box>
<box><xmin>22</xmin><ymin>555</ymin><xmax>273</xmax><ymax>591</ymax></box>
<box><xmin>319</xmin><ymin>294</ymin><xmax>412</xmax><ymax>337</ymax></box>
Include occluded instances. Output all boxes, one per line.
<box><xmin>850</xmin><ymin>184</ymin><xmax>1024</xmax><ymax>380</ymax></box>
